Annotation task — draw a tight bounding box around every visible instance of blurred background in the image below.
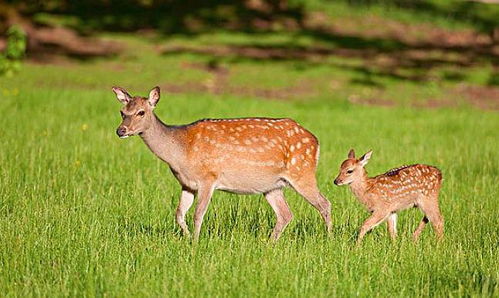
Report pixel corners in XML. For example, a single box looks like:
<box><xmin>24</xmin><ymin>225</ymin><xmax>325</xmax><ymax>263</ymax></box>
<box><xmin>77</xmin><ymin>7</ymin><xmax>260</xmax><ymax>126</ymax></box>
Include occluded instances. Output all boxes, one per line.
<box><xmin>0</xmin><ymin>0</ymin><xmax>498</xmax><ymax>108</ymax></box>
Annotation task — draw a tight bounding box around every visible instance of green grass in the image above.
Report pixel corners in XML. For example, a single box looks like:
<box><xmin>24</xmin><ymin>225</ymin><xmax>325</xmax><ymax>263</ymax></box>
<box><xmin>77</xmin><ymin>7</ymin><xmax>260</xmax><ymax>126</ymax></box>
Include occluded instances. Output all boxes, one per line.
<box><xmin>0</xmin><ymin>27</ymin><xmax>498</xmax><ymax>297</ymax></box>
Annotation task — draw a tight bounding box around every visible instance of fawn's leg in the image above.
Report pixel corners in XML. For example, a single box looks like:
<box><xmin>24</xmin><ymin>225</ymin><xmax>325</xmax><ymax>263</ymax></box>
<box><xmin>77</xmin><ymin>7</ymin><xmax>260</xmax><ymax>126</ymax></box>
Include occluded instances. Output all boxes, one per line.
<box><xmin>386</xmin><ymin>213</ymin><xmax>398</xmax><ymax>240</ymax></box>
<box><xmin>419</xmin><ymin>195</ymin><xmax>444</xmax><ymax>240</ymax></box>
<box><xmin>176</xmin><ymin>189</ymin><xmax>195</xmax><ymax>236</ymax></box>
<box><xmin>358</xmin><ymin>211</ymin><xmax>390</xmax><ymax>244</ymax></box>
<box><xmin>193</xmin><ymin>183</ymin><xmax>216</xmax><ymax>240</ymax></box>
<box><xmin>264</xmin><ymin>189</ymin><xmax>293</xmax><ymax>241</ymax></box>
<box><xmin>413</xmin><ymin>216</ymin><xmax>429</xmax><ymax>241</ymax></box>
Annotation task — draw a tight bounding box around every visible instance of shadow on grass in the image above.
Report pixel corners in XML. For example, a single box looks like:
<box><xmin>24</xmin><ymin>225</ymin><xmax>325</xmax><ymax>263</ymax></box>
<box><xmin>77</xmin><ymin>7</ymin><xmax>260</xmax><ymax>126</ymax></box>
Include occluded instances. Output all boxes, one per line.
<box><xmin>161</xmin><ymin>27</ymin><xmax>498</xmax><ymax>86</ymax></box>
<box><xmin>9</xmin><ymin>0</ymin><xmax>498</xmax><ymax>86</ymax></box>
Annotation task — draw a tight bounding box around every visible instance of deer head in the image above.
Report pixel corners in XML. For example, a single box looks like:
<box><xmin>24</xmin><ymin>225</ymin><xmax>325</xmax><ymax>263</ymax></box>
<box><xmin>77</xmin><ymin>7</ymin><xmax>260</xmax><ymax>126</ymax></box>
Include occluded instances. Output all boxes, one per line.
<box><xmin>112</xmin><ymin>86</ymin><xmax>160</xmax><ymax>138</ymax></box>
<box><xmin>333</xmin><ymin>149</ymin><xmax>372</xmax><ymax>186</ymax></box>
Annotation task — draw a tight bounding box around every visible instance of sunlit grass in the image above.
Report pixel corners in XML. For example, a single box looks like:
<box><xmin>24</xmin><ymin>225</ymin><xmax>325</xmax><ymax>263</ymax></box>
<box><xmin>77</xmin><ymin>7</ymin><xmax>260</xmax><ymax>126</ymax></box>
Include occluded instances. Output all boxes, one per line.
<box><xmin>0</xmin><ymin>27</ymin><xmax>498</xmax><ymax>296</ymax></box>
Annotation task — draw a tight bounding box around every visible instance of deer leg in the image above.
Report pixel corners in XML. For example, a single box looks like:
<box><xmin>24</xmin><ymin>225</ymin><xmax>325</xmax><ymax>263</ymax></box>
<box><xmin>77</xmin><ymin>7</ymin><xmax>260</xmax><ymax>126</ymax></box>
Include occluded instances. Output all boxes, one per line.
<box><xmin>419</xmin><ymin>196</ymin><xmax>444</xmax><ymax>240</ymax></box>
<box><xmin>264</xmin><ymin>189</ymin><xmax>293</xmax><ymax>241</ymax></box>
<box><xmin>357</xmin><ymin>211</ymin><xmax>390</xmax><ymax>245</ymax></box>
<box><xmin>193</xmin><ymin>183</ymin><xmax>215</xmax><ymax>241</ymax></box>
<box><xmin>176</xmin><ymin>189</ymin><xmax>194</xmax><ymax>236</ymax></box>
<box><xmin>386</xmin><ymin>213</ymin><xmax>398</xmax><ymax>240</ymax></box>
<box><xmin>413</xmin><ymin>216</ymin><xmax>429</xmax><ymax>241</ymax></box>
<box><xmin>289</xmin><ymin>177</ymin><xmax>332</xmax><ymax>234</ymax></box>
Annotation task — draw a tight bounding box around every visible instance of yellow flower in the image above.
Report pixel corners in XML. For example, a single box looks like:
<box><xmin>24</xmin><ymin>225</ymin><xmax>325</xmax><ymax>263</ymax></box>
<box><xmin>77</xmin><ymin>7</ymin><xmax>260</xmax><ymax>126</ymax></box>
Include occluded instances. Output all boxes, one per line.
<box><xmin>81</xmin><ymin>124</ymin><xmax>88</xmax><ymax>131</ymax></box>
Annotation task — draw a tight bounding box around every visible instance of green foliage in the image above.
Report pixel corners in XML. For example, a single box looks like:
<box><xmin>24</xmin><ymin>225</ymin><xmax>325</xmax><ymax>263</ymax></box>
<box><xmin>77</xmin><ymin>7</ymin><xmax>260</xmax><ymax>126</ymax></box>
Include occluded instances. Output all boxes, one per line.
<box><xmin>0</xmin><ymin>30</ymin><xmax>498</xmax><ymax>296</ymax></box>
<box><xmin>11</xmin><ymin>0</ymin><xmax>499</xmax><ymax>35</ymax></box>
<box><xmin>0</xmin><ymin>25</ymin><xmax>27</xmax><ymax>77</ymax></box>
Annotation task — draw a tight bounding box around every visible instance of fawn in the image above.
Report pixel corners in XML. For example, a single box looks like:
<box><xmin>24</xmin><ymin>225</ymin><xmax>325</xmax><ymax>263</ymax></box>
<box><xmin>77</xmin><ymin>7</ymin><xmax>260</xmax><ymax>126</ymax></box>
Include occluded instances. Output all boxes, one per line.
<box><xmin>334</xmin><ymin>149</ymin><xmax>444</xmax><ymax>244</ymax></box>
<box><xmin>112</xmin><ymin>86</ymin><xmax>331</xmax><ymax>240</ymax></box>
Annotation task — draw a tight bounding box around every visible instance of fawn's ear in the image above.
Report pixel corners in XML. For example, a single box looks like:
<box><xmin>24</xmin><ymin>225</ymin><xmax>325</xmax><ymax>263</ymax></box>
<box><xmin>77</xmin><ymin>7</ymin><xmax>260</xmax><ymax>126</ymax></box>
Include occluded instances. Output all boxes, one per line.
<box><xmin>148</xmin><ymin>86</ymin><xmax>160</xmax><ymax>107</ymax></box>
<box><xmin>112</xmin><ymin>87</ymin><xmax>132</xmax><ymax>104</ymax></box>
<box><xmin>359</xmin><ymin>150</ymin><xmax>372</xmax><ymax>167</ymax></box>
<box><xmin>348</xmin><ymin>149</ymin><xmax>355</xmax><ymax>159</ymax></box>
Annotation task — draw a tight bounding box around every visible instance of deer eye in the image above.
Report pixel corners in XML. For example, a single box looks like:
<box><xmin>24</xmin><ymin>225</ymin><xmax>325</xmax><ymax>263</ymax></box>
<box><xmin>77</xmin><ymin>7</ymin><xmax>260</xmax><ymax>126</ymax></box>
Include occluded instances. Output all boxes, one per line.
<box><xmin>137</xmin><ymin>110</ymin><xmax>145</xmax><ymax>116</ymax></box>
<box><xmin>346</xmin><ymin>169</ymin><xmax>354</xmax><ymax>174</ymax></box>
<box><xmin>120</xmin><ymin>111</ymin><xmax>125</xmax><ymax>119</ymax></box>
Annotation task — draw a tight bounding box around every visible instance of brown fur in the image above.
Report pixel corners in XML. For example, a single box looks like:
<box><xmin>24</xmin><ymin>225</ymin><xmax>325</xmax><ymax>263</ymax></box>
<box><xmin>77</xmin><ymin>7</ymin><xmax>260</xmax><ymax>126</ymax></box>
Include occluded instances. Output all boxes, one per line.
<box><xmin>112</xmin><ymin>86</ymin><xmax>331</xmax><ymax>240</ymax></box>
<box><xmin>334</xmin><ymin>149</ymin><xmax>444</xmax><ymax>244</ymax></box>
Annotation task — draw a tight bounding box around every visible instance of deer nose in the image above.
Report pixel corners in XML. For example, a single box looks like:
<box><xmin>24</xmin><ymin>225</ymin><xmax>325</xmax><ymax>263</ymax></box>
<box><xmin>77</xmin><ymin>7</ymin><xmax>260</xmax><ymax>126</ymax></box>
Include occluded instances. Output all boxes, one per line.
<box><xmin>333</xmin><ymin>179</ymin><xmax>339</xmax><ymax>185</ymax></box>
<box><xmin>116</xmin><ymin>127</ymin><xmax>127</xmax><ymax>137</ymax></box>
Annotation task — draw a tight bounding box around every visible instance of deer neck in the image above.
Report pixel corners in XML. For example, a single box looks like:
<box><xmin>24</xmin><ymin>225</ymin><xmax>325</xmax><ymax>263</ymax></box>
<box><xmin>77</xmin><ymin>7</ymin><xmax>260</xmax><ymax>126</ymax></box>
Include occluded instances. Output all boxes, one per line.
<box><xmin>139</xmin><ymin>114</ymin><xmax>185</xmax><ymax>168</ymax></box>
<box><xmin>348</xmin><ymin>172</ymin><xmax>372</xmax><ymax>203</ymax></box>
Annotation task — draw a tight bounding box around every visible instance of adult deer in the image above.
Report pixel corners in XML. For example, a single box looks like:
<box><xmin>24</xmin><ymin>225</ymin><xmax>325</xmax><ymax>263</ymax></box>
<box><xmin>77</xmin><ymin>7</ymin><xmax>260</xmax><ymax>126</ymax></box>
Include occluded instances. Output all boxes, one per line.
<box><xmin>334</xmin><ymin>149</ymin><xmax>444</xmax><ymax>244</ymax></box>
<box><xmin>112</xmin><ymin>86</ymin><xmax>331</xmax><ymax>240</ymax></box>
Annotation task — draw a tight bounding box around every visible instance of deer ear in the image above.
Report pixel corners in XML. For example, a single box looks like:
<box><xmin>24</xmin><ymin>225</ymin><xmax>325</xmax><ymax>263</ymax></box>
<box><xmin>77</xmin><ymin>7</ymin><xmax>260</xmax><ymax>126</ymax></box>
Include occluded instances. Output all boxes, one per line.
<box><xmin>359</xmin><ymin>150</ymin><xmax>372</xmax><ymax>167</ymax></box>
<box><xmin>348</xmin><ymin>149</ymin><xmax>355</xmax><ymax>159</ymax></box>
<box><xmin>148</xmin><ymin>86</ymin><xmax>160</xmax><ymax>107</ymax></box>
<box><xmin>112</xmin><ymin>86</ymin><xmax>132</xmax><ymax>104</ymax></box>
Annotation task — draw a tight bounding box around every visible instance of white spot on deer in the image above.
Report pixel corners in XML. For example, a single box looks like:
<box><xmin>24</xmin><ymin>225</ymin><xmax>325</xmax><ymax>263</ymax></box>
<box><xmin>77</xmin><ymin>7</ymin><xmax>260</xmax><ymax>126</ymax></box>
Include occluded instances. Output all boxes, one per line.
<box><xmin>244</xmin><ymin>139</ymin><xmax>252</xmax><ymax>145</ymax></box>
<box><xmin>296</xmin><ymin>142</ymin><xmax>302</xmax><ymax>149</ymax></box>
<box><xmin>261</xmin><ymin>136</ymin><xmax>268</xmax><ymax>142</ymax></box>
<box><xmin>290</xmin><ymin>145</ymin><xmax>295</xmax><ymax>152</ymax></box>
<box><xmin>196</xmin><ymin>133</ymin><xmax>201</xmax><ymax>139</ymax></box>
<box><xmin>291</xmin><ymin>158</ymin><xmax>296</xmax><ymax>165</ymax></box>
<box><xmin>294</xmin><ymin>127</ymin><xmax>300</xmax><ymax>134</ymax></box>
<box><xmin>193</xmin><ymin>147</ymin><xmax>199</xmax><ymax>152</ymax></box>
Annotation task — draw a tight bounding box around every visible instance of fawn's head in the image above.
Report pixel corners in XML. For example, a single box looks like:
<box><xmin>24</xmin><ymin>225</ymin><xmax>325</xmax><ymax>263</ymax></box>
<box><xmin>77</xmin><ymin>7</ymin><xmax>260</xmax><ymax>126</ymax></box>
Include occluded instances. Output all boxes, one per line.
<box><xmin>334</xmin><ymin>149</ymin><xmax>372</xmax><ymax>186</ymax></box>
<box><xmin>112</xmin><ymin>86</ymin><xmax>160</xmax><ymax>138</ymax></box>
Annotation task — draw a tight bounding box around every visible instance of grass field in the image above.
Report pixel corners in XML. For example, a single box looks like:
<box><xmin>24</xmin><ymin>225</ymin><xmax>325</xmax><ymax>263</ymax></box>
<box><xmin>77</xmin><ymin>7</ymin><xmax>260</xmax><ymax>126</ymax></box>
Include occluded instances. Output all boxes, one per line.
<box><xmin>1</xmin><ymin>5</ymin><xmax>499</xmax><ymax>296</ymax></box>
